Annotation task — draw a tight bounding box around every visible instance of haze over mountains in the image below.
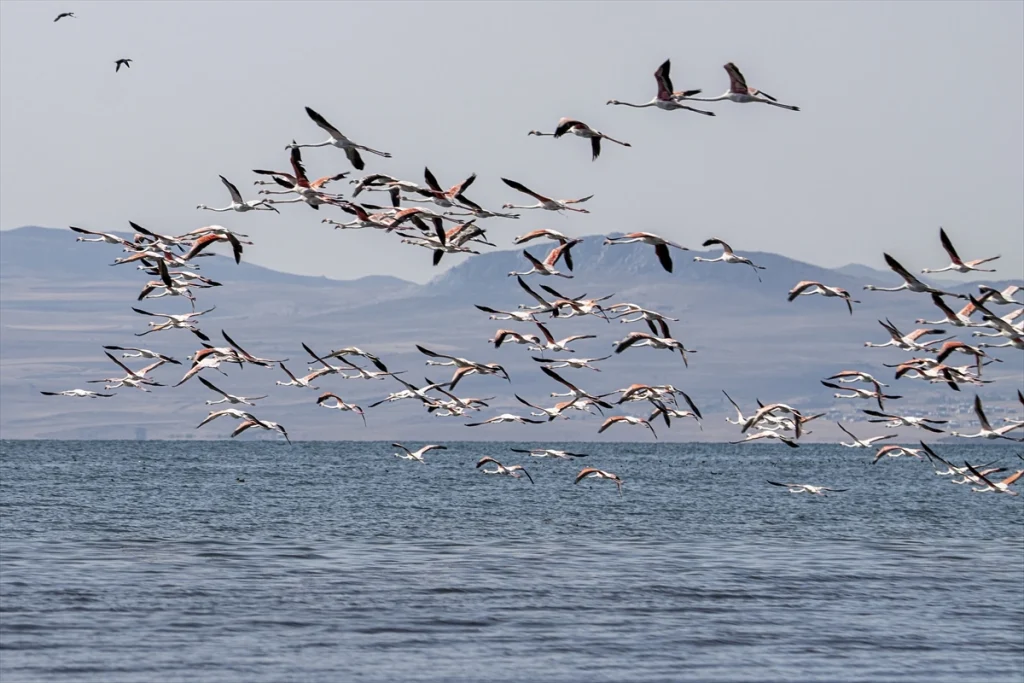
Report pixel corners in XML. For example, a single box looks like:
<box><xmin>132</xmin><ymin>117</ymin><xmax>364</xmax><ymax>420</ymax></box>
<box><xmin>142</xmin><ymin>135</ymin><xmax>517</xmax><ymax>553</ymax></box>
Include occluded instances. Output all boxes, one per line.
<box><xmin>1</xmin><ymin>225</ymin><xmax>1020</xmax><ymax>441</ymax></box>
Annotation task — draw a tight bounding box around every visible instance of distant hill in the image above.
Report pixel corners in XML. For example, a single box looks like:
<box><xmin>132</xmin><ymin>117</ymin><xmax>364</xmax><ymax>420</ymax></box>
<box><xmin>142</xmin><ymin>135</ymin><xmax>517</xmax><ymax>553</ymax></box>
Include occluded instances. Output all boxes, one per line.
<box><xmin>1</xmin><ymin>226</ymin><xmax>1020</xmax><ymax>441</ymax></box>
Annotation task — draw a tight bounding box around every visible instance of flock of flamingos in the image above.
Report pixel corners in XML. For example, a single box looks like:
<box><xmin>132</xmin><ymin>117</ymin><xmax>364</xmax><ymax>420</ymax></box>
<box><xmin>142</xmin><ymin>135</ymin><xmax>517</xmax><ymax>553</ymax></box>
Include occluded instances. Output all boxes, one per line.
<box><xmin>40</xmin><ymin>12</ymin><xmax>1024</xmax><ymax>497</ymax></box>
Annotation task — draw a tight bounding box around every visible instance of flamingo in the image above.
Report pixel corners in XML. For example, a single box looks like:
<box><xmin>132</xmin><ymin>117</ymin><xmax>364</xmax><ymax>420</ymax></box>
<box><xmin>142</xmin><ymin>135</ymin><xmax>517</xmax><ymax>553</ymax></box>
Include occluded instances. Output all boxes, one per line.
<box><xmin>767</xmin><ymin>481</ymin><xmax>847</xmax><ymax>495</ymax></box>
<box><xmin>977</xmin><ymin>285</ymin><xmax>1022</xmax><ymax>306</ymax></box>
<box><xmin>967</xmin><ymin>295</ymin><xmax>1024</xmax><ymax>349</ymax></box>
<box><xmin>491</xmin><ymin>329</ymin><xmax>542</xmax><ymax>348</ymax></box>
<box><xmin>475</xmin><ymin>457</ymin><xmax>534</xmax><ymax>484</ymax></box>
<box><xmin>682</xmin><ymin>62</ymin><xmax>800</xmax><ymax>111</ymax></box>
<box><xmin>500</xmin><ymin>178</ymin><xmax>592</xmax><ymax>213</ymax></box>
<box><xmin>197</xmin><ymin>176</ymin><xmax>279</xmax><ymax>213</ymax></box>
<box><xmin>787</xmin><ymin>281</ymin><xmax>859</xmax><ymax>314</ymax></box>
<box><xmin>934</xmin><ymin>340</ymin><xmax>1001</xmax><ymax>376</ymax></box>
<box><xmin>513</xmin><ymin>228</ymin><xmax>574</xmax><ymax>246</ymax></box>
<box><xmin>69</xmin><ymin>226</ymin><xmax>134</xmax><ymax>248</ymax></box>
<box><xmin>103</xmin><ymin>345</ymin><xmax>181</xmax><ymax>365</ymax></box>
<box><xmin>286</xmin><ymin>106</ymin><xmax>391</xmax><ymax>170</ymax></box>
<box><xmin>618</xmin><ymin>386</ymin><xmax>700</xmax><ymax>419</ymax></box>
<box><xmin>574</xmin><ymin>467</ymin><xmax>624</xmax><ymax>495</ymax></box>
<box><xmin>90</xmin><ymin>355</ymin><xmax>166</xmax><ymax>391</ymax></box>
<box><xmin>132</xmin><ymin>307</ymin><xmax>214</xmax><ymax>339</ymax></box>
<box><xmin>392</xmin><ymin>443</ymin><xmax>447</xmax><ymax>464</ymax></box>
<box><xmin>253</xmin><ymin>144</ymin><xmax>349</xmax><ymax>206</ymax></box>
<box><xmin>951</xmin><ymin>396</ymin><xmax>1024</xmax><ymax>441</ymax></box>
<box><xmin>918</xmin><ymin>442</ymin><xmax>998</xmax><ymax>476</ymax></box>
<box><xmin>528</xmin><ymin>118</ymin><xmax>631</xmax><ymax>161</ymax></box>
<box><xmin>731</xmin><ymin>431</ymin><xmax>799</xmax><ymax>448</ymax></box>
<box><xmin>316</xmin><ymin>392</ymin><xmax>366</xmax><ymax>425</ymax></box>
<box><xmin>598</xmin><ymin>414</ymin><xmax>659</xmax><ymax>439</ymax></box>
<box><xmin>606</xmin><ymin>59</ymin><xmax>715</xmax><ymax>116</ymax></box>
<box><xmin>604</xmin><ymin>232</ymin><xmax>688</xmax><ymax>273</ymax></box>
<box><xmin>507</xmin><ymin>243</ymin><xmax>581</xmax><ymax>279</ymax></box>
<box><xmin>41</xmin><ymin>389</ymin><xmax>115</xmax><ymax>398</ymax></box>
<box><xmin>528</xmin><ymin>322</ymin><xmax>595</xmax><ymax>353</ymax></box>
<box><xmin>864</xmin><ymin>254</ymin><xmax>968</xmax><ymax>298</ymax></box>
<box><xmin>514</xmin><ymin>394</ymin><xmax>585</xmax><ymax>421</ymax></box>
<box><xmin>540</xmin><ymin>366</ymin><xmax>614</xmax><ymax>409</ymax></box>
<box><xmin>221</xmin><ymin>330</ymin><xmax>288</xmax><ymax>368</ymax></box>
<box><xmin>836</xmin><ymin>423</ymin><xmax>897</xmax><ymax>448</ymax></box>
<box><xmin>414</xmin><ymin>345</ymin><xmax>510</xmax><ymax>389</ymax></box>
<box><xmin>197</xmin><ymin>376</ymin><xmax>267</xmax><ymax>406</ymax></box>
<box><xmin>863</xmin><ymin>320</ymin><xmax>951</xmax><ymax>352</ymax></box>
<box><xmin>531</xmin><ymin>355</ymin><xmax>611</xmax><ymax>371</ymax></box>
<box><xmin>921</xmin><ymin>228</ymin><xmax>1000</xmax><ymax>274</ymax></box>
<box><xmin>740</xmin><ymin>403</ymin><xmax>807</xmax><ymax>436</ymax></box>
<box><xmin>963</xmin><ymin>463</ymin><xmax>1023</xmax><ymax>495</ymax></box>
<box><xmin>446</xmin><ymin>193</ymin><xmax>521</xmax><ymax>220</ymax></box>
<box><xmin>824</xmin><ymin>370</ymin><xmax>888</xmax><ymax>387</ymax></box>
<box><xmin>464</xmin><ymin>414</ymin><xmax>546</xmax><ymax>427</ymax></box>
<box><xmin>180</xmin><ymin>232</ymin><xmax>244</xmax><ymax>264</ymax></box>
<box><xmin>399</xmin><ymin>168</ymin><xmax>476</xmax><ymax>208</ymax></box>
<box><xmin>475</xmin><ymin>305</ymin><xmax>538</xmax><ymax>323</ymax></box>
<box><xmin>649</xmin><ymin>403</ymin><xmax>702</xmax><ymax>430</ymax></box>
<box><xmin>916</xmin><ymin>293</ymin><xmax>989</xmax><ymax>327</ymax></box>
<box><xmin>862</xmin><ymin>409</ymin><xmax>947</xmax><ymax>433</ymax></box>
<box><xmin>196</xmin><ymin>408</ymin><xmax>257</xmax><ymax>429</ymax></box>
<box><xmin>533</xmin><ymin>284</ymin><xmax>613</xmax><ymax>321</ymax></box>
<box><xmin>231</xmin><ymin>418</ymin><xmax>290</xmax><ymax>444</ymax></box>
<box><xmin>515</xmin><ymin>276</ymin><xmax>566</xmax><ymax>317</ymax></box>
<box><xmin>368</xmin><ymin>378</ymin><xmax>449</xmax><ymax>409</ymax></box>
<box><xmin>425</xmin><ymin>381</ymin><xmax>492</xmax><ymax>417</ymax></box>
<box><xmin>606</xmin><ymin>303</ymin><xmax>678</xmax><ymax>327</ymax></box>
<box><xmin>613</xmin><ymin>318</ymin><xmax>694</xmax><ymax>366</ymax></box>
<box><xmin>820</xmin><ymin>380</ymin><xmax>900</xmax><ymax>411</ymax></box>
<box><xmin>510</xmin><ymin>448</ymin><xmax>588</xmax><ymax>460</ymax></box>
<box><xmin>693</xmin><ymin>239</ymin><xmax>766</xmax><ymax>280</ymax></box>
<box><xmin>136</xmin><ymin>259</ymin><xmax>195</xmax><ymax>305</ymax></box>
<box><xmin>275</xmin><ymin>363</ymin><xmax>332</xmax><ymax>390</ymax></box>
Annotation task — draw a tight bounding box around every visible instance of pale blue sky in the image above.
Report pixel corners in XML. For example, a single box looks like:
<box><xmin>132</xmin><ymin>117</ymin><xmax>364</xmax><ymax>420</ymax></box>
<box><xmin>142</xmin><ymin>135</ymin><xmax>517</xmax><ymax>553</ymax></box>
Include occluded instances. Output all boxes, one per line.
<box><xmin>1</xmin><ymin>1</ymin><xmax>1021</xmax><ymax>283</ymax></box>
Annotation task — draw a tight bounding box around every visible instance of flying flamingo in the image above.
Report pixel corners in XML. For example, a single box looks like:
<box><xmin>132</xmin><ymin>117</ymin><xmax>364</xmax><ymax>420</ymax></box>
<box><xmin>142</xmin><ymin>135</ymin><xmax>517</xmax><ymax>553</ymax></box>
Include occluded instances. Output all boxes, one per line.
<box><xmin>950</xmin><ymin>396</ymin><xmax>1024</xmax><ymax>441</ymax></box>
<box><xmin>475</xmin><ymin>457</ymin><xmax>534</xmax><ymax>484</ymax></box>
<box><xmin>682</xmin><ymin>62</ymin><xmax>800</xmax><ymax>111</ymax></box>
<box><xmin>500</xmin><ymin>178</ymin><xmax>593</xmax><ymax>213</ymax></box>
<box><xmin>788</xmin><ymin>281</ymin><xmax>859</xmax><ymax>314</ymax></box>
<box><xmin>604</xmin><ymin>232</ymin><xmax>689</xmax><ymax>273</ymax></box>
<box><xmin>864</xmin><ymin>254</ymin><xmax>967</xmax><ymax>299</ymax></box>
<box><xmin>528</xmin><ymin>118</ymin><xmax>631</xmax><ymax>160</ymax></box>
<box><xmin>392</xmin><ymin>443</ymin><xmax>447</xmax><ymax>464</ymax></box>
<box><xmin>197</xmin><ymin>176</ymin><xmax>279</xmax><ymax>213</ymax></box>
<box><xmin>41</xmin><ymin>389</ymin><xmax>115</xmax><ymax>398</ymax></box>
<box><xmin>835</xmin><ymin>423</ymin><xmax>897</xmax><ymax>448</ymax></box>
<box><xmin>693</xmin><ymin>239</ymin><xmax>766</xmax><ymax>281</ymax></box>
<box><xmin>767</xmin><ymin>481</ymin><xmax>847</xmax><ymax>495</ymax></box>
<box><xmin>286</xmin><ymin>106</ymin><xmax>391</xmax><ymax>170</ymax></box>
<box><xmin>574</xmin><ymin>467</ymin><xmax>624</xmax><ymax>495</ymax></box>
<box><xmin>606</xmin><ymin>59</ymin><xmax>715</xmax><ymax>116</ymax></box>
<box><xmin>921</xmin><ymin>228</ymin><xmax>1000</xmax><ymax>274</ymax></box>
<box><xmin>507</xmin><ymin>242</ymin><xmax>581</xmax><ymax>279</ymax></box>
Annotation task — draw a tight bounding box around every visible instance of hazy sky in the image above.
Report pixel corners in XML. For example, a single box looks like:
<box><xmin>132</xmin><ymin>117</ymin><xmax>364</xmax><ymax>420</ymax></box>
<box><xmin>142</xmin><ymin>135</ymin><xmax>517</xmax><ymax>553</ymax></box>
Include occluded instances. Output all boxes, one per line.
<box><xmin>1</xmin><ymin>1</ymin><xmax>1021</xmax><ymax>284</ymax></box>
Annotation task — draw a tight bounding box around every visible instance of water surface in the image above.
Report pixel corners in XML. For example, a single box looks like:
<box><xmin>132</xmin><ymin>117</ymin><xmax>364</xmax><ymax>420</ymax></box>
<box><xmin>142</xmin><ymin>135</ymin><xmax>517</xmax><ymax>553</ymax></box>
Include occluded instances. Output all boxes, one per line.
<box><xmin>2</xmin><ymin>440</ymin><xmax>1022</xmax><ymax>682</ymax></box>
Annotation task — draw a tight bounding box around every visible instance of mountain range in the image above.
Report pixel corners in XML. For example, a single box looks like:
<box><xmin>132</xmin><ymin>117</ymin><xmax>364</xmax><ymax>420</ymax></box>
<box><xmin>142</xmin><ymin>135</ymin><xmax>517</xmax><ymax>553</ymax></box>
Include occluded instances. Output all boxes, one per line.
<box><xmin>1</xmin><ymin>225</ymin><xmax>1020</xmax><ymax>441</ymax></box>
